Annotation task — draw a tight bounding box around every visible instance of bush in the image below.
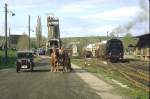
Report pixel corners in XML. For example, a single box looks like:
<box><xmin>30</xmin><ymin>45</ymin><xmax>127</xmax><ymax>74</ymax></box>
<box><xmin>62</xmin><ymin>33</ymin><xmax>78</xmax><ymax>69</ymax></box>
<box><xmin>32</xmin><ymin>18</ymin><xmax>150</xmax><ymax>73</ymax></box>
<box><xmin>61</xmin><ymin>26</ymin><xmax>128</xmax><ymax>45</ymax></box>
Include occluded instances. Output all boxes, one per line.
<box><xmin>0</xmin><ymin>50</ymin><xmax>17</xmax><ymax>69</ymax></box>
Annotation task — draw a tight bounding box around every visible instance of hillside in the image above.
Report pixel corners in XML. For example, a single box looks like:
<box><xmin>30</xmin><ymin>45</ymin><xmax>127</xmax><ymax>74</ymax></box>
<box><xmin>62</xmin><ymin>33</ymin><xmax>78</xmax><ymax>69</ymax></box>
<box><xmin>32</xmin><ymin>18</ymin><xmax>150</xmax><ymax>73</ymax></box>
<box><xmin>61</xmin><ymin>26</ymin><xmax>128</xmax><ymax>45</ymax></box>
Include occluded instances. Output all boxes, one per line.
<box><xmin>61</xmin><ymin>36</ymin><xmax>109</xmax><ymax>45</ymax></box>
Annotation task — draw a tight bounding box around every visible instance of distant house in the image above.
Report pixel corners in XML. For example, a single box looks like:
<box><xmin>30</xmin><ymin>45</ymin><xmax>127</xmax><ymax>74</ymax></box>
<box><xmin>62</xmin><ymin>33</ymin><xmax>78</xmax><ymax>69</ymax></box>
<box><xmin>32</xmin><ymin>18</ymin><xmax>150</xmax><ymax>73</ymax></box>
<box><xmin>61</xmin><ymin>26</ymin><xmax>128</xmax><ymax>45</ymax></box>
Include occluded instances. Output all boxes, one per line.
<box><xmin>72</xmin><ymin>44</ymin><xmax>78</xmax><ymax>56</ymax></box>
<box><xmin>0</xmin><ymin>36</ymin><xmax>5</xmax><ymax>49</ymax></box>
<box><xmin>134</xmin><ymin>33</ymin><xmax>150</xmax><ymax>61</ymax></box>
<box><xmin>86</xmin><ymin>42</ymin><xmax>101</xmax><ymax>57</ymax></box>
<box><xmin>9</xmin><ymin>34</ymin><xmax>27</xmax><ymax>49</ymax></box>
<box><xmin>64</xmin><ymin>44</ymin><xmax>78</xmax><ymax>56</ymax></box>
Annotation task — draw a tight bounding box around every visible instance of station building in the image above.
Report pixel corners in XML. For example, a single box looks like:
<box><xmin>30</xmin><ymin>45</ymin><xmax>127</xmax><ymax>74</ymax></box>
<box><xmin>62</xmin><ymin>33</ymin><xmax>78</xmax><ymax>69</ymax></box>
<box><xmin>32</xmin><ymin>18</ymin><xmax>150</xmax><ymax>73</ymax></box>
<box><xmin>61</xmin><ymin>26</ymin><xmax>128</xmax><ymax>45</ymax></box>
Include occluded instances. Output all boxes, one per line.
<box><xmin>134</xmin><ymin>33</ymin><xmax>150</xmax><ymax>61</ymax></box>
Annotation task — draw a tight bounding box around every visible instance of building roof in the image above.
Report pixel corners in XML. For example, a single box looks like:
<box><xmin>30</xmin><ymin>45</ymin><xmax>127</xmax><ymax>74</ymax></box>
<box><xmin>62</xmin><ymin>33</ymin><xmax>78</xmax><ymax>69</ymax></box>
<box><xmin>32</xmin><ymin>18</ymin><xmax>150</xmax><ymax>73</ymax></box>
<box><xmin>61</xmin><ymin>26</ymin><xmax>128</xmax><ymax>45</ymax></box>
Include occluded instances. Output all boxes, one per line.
<box><xmin>136</xmin><ymin>33</ymin><xmax>150</xmax><ymax>38</ymax></box>
<box><xmin>136</xmin><ymin>33</ymin><xmax>150</xmax><ymax>48</ymax></box>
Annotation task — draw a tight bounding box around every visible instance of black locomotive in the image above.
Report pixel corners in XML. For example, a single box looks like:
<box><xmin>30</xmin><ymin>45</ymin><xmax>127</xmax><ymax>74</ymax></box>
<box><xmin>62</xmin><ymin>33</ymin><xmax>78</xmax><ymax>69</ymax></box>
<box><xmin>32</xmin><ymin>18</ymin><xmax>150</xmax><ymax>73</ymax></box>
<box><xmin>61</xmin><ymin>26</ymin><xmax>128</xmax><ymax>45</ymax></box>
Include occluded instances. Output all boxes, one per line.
<box><xmin>105</xmin><ymin>38</ymin><xmax>124</xmax><ymax>62</ymax></box>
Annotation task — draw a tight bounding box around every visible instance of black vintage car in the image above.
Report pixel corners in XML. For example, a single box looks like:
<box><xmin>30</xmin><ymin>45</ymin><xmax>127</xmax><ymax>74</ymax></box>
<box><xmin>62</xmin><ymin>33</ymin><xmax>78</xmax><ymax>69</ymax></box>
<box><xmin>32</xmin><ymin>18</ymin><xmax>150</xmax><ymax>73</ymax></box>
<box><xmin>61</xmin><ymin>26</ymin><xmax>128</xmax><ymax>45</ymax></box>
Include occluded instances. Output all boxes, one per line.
<box><xmin>16</xmin><ymin>51</ymin><xmax>34</xmax><ymax>72</ymax></box>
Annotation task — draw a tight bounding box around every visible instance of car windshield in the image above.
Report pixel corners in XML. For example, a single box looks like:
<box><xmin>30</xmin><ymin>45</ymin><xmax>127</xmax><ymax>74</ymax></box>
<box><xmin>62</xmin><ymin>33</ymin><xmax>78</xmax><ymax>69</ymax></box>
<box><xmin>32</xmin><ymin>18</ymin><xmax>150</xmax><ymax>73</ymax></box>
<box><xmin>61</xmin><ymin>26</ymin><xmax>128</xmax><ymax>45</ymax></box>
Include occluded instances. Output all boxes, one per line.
<box><xmin>17</xmin><ymin>53</ymin><xmax>33</xmax><ymax>58</ymax></box>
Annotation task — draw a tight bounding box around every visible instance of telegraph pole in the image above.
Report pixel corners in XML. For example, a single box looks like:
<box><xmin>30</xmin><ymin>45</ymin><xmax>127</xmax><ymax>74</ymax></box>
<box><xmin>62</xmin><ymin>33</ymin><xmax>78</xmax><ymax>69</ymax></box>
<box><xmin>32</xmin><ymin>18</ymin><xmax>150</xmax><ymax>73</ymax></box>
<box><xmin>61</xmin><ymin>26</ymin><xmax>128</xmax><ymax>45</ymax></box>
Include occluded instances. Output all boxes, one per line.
<box><xmin>28</xmin><ymin>15</ymin><xmax>30</xmax><ymax>50</ymax></box>
<box><xmin>84</xmin><ymin>38</ymin><xmax>88</xmax><ymax>68</ymax></box>
<box><xmin>4</xmin><ymin>3</ymin><xmax>8</xmax><ymax>64</ymax></box>
<box><xmin>107</xmin><ymin>31</ymin><xmax>108</xmax><ymax>41</ymax></box>
<box><xmin>8</xmin><ymin>27</ymin><xmax>10</xmax><ymax>48</ymax></box>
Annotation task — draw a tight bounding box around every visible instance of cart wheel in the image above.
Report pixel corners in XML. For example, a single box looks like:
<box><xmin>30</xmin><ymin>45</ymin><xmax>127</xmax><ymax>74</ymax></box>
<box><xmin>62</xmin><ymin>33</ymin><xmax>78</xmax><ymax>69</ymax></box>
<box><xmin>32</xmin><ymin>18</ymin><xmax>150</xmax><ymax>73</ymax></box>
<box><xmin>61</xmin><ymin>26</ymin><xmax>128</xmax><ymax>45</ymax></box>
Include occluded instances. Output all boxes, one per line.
<box><xmin>16</xmin><ymin>65</ymin><xmax>19</xmax><ymax>73</ymax></box>
<box><xmin>16</xmin><ymin>68</ymin><xmax>19</xmax><ymax>72</ymax></box>
<box><xmin>30</xmin><ymin>63</ymin><xmax>33</xmax><ymax>72</ymax></box>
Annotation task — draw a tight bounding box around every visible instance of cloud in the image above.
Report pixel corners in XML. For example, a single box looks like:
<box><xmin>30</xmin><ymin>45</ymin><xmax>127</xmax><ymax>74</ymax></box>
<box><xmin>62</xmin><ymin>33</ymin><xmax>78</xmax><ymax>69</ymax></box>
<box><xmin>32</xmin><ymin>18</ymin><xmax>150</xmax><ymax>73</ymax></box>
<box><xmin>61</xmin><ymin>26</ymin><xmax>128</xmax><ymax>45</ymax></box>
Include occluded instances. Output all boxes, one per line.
<box><xmin>80</xmin><ymin>6</ymin><xmax>140</xmax><ymax>20</ymax></box>
<box><xmin>4</xmin><ymin>1</ymin><xmax>50</xmax><ymax>10</ymax></box>
<box><xmin>60</xmin><ymin>24</ymin><xmax>116</xmax><ymax>37</ymax></box>
<box><xmin>85</xmin><ymin>0</ymin><xmax>108</xmax><ymax>4</ymax></box>
<box><xmin>9</xmin><ymin>4</ymin><xmax>39</xmax><ymax>9</ymax></box>
<box><xmin>102</xmin><ymin>6</ymin><xmax>139</xmax><ymax>17</ymax></box>
<box><xmin>61</xmin><ymin>2</ymin><xmax>93</xmax><ymax>13</ymax></box>
<box><xmin>3</xmin><ymin>0</ymin><xmax>50</xmax><ymax>5</ymax></box>
<box><xmin>90</xmin><ymin>25</ymin><xmax>115</xmax><ymax>33</ymax></box>
<box><xmin>60</xmin><ymin>0</ymin><xmax>110</xmax><ymax>13</ymax></box>
<box><xmin>0</xmin><ymin>0</ymin><xmax>146</xmax><ymax>37</ymax></box>
<box><xmin>61</xmin><ymin>4</ymin><xmax>82</xmax><ymax>13</ymax></box>
<box><xmin>61</xmin><ymin>26</ymin><xmax>82</xmax><ymax>36</ymax></box>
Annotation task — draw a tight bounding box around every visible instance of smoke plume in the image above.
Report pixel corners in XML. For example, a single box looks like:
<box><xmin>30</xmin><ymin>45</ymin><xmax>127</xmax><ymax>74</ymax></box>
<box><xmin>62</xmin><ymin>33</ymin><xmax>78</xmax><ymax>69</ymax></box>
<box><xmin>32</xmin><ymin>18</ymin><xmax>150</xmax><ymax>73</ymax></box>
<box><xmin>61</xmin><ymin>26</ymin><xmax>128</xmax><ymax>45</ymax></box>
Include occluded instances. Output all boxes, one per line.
<box><xmin>111</xmin><ymin>0</ymin><xmax>149</xmax><ymax>35</ymax></box>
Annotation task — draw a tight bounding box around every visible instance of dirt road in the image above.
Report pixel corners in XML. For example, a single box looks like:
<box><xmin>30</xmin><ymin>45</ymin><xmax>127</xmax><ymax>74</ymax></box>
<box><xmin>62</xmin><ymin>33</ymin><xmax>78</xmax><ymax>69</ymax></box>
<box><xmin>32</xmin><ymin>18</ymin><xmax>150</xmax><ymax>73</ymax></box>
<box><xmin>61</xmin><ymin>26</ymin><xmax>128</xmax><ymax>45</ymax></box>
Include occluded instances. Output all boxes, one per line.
<box><xmin>0</xmin><ymin>57</ymin><xmax>125</xmax><ymax>99</ymax></box>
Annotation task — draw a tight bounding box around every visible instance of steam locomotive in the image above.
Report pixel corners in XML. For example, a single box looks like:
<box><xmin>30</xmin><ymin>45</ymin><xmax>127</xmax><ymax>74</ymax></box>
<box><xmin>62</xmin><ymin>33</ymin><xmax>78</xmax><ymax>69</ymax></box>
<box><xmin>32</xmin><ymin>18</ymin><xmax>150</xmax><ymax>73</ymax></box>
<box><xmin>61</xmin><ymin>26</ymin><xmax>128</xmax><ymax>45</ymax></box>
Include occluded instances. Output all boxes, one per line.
<box><xmin>105</xmin><ymin>38</ymin><xmax>124</xmax><ymax>62</ymax></box>
<box><xmin>96</xmin><ymin>38</ymin><xmax>124</xmax><ymax>62</ymax></box>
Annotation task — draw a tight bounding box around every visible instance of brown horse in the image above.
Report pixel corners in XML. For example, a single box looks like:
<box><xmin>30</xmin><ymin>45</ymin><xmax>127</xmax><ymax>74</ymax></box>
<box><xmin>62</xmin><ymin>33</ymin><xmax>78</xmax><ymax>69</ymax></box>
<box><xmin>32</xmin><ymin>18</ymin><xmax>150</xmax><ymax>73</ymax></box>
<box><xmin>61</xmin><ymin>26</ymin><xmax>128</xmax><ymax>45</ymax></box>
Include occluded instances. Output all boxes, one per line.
<box><xmin>63</xmin><ymin>50</ymin><xmax>72</xmax><ymax>72</ymax></box>
<box><xmin>50</xmin><ymin>48</ymin><xmax>59</xmax><ymax>72</ymax></box>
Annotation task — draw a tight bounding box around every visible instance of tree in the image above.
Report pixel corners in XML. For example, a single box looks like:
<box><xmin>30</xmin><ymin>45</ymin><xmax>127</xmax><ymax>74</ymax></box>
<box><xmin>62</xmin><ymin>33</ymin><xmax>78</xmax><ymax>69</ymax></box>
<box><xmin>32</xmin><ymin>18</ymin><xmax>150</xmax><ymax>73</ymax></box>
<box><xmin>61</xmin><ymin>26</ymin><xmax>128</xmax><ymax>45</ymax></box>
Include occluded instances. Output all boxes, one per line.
<box><xmin>0</xmin><ymin>36</ymin><xmax>5</xmax><ymax>48</ymax></box>
<box><xmin>30</xmin><ymin>37</ymin><xmax>37</xmax><ymax>49</ymax></box>
<box><xmin>41</xmin><ymin>36</ymin><xmax>47</xmax><ymax>48</ymax></box>
<box><xmin>109</xmin><ymin>32</ymin><xmax>116</xmax><ymax>38</ymax></box>
<box><xmin>36</xmin><ymin>16</ymin><xmax>42</xmax><ymax>48</ymax></box>
<box><xmin>17</xmin><ymin>33</ymin><xmax>29</xmax><ymax>50</ymax></box>
<box><xmin>122</xmin><ymin>33</ymin><xmax>138</xmax><ymax>52</ymax></box>
<box><xmin>77</xmin><ymin>38</ymin><xmax>88</xmax><ymax>57</ymax></box>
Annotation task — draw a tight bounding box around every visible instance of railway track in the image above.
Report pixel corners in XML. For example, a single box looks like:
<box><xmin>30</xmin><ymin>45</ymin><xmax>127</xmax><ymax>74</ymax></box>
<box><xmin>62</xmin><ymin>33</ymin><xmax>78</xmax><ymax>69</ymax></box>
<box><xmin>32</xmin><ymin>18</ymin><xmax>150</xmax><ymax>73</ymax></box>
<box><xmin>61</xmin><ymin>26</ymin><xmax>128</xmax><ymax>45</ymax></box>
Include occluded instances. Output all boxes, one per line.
<box><xmin>84</xmin><ymin>58</ymin><xmax>149</xmax><ymax>92</ymax></box>
<box><xmin>121</xmin><ymin>61</ymin><xmax>149</xmax><ymax>74</ymax></box>
<box><xmin>108</xmin><ymin>62</ymin><xmax>149</xmax><ymax>92</ymax></box>
<box><xmin>114</xmin><ymin>62</ymin><xmax>149</xmax><ymax>82</ymax></box>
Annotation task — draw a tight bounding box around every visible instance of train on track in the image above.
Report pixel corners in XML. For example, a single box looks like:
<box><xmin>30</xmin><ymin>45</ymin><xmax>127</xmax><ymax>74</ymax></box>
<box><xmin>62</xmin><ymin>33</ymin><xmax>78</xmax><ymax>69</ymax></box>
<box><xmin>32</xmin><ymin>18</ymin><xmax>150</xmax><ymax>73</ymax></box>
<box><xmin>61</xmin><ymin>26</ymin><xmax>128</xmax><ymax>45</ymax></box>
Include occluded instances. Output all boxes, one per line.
<box><xmin>96</xmin><ymin>38</ymin><xmax>124</xmax><ymax>62</ymax></box>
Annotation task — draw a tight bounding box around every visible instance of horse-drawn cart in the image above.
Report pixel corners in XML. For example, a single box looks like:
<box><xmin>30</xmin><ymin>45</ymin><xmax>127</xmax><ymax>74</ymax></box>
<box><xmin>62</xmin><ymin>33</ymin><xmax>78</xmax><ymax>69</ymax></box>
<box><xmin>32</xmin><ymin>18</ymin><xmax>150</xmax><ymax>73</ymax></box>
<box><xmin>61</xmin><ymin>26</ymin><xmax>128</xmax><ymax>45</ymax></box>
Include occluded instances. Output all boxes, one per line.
<box><xmin>47</xmin><ymin>15</ymin><xmax>71</xmax><ymax>72</ymax></box>
<box><xmin>47</xmin><ymin>38</ymin><xmax>71</xmax><ymax>72</ymax></box>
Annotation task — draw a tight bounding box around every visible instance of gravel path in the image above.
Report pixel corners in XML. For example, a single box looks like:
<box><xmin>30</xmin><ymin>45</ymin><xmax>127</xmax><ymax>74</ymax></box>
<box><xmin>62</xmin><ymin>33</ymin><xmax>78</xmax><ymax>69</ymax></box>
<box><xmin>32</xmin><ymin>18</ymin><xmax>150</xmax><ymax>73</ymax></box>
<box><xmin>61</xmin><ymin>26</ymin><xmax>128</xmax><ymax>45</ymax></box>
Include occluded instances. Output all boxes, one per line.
<box><xmin>72</xmin><ymin>64</ymin><xmax>126</xmax><ymax>99</ymax></box>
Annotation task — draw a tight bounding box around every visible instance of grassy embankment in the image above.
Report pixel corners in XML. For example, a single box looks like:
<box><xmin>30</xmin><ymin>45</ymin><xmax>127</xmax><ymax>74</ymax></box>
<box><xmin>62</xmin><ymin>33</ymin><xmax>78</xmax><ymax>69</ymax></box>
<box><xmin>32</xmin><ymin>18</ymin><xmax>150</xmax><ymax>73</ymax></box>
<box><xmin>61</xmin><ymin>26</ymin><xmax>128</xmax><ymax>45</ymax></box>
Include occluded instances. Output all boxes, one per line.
<box><xmin>0</xmin><ymin>50</ymin><xmax>17</xmax><ymax>69</ymax></box>
<box><xmin>0</xmin><ymin>50</ymin><xmax>41</xmax><ymax>69</ymax></box>
<box><xmin>72</xmin><ymin>58</ymin><xmax>149</xmax><ymax>99</ymax></box>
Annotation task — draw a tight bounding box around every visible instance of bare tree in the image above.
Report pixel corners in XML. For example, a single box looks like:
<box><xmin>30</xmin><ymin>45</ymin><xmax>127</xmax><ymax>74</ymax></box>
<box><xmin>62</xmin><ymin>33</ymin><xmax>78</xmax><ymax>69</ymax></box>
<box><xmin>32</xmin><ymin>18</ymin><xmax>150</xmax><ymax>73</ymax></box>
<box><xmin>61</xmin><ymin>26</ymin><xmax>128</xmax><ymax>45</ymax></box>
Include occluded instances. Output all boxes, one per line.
<box><xmin>36</xmin><ymin>16</ymin><xmax>42</xmax><ymax>48</ymax></box>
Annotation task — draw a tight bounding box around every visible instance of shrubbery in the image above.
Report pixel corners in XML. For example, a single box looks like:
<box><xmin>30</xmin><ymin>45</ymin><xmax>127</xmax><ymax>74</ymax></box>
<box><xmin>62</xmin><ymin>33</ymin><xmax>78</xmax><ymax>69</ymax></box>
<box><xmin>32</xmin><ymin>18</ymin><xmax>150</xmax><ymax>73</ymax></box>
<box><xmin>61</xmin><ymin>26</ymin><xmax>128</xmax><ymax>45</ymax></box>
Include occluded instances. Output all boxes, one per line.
<box><xmin>0</xmin><ymin>50</ymin><xmax>17</xmax><ymax>69</ymax></box>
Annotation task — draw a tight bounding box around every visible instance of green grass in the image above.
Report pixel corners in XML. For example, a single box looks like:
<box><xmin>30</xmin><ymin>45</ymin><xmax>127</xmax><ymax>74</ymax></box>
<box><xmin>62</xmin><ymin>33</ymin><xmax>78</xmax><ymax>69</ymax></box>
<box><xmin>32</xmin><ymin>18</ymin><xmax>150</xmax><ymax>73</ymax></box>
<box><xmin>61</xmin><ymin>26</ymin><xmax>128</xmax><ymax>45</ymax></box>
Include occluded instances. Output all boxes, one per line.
<box><xmin>0</xmin><ymin>50</ymin><xmax>17</xmax><ymax>69</ymax></box>
<box><xmin>0</xmin><ymin>50</ymin><xmax>42</xmax><ymax>69</ymax></box>
<box><xmin>72</xmin><ymin>58</ymin><xmax>149</xmax><ymax>99</ymax></box>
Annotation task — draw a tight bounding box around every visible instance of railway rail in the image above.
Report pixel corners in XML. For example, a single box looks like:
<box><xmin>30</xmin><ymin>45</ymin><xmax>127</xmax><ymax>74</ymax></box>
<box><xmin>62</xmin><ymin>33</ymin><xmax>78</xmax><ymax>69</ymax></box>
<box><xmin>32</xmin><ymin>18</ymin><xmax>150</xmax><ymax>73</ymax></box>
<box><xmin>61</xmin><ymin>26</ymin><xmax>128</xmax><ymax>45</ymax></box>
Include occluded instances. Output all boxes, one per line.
<box><xmin>108</xmin><ymin>61</ymin><xmax>149</xmax><ymax>92</ymax></box>
<box><xmin>84</xmin><ymin>58</ymin><xmax>149</xmax><ymax>92</ymax></box>
<box><xmin>113</xmin><ymin>62</ymin><xmax>149</xmax><ymax>82</ymax></box>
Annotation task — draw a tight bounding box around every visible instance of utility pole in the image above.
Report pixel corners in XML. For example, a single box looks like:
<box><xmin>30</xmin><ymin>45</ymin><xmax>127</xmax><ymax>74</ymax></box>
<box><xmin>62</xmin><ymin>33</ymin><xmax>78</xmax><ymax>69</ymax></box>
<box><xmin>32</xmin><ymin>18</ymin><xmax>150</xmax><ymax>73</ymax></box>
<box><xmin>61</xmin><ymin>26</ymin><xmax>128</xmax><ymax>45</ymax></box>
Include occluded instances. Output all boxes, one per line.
<box><xmin>4</xmin><ymin>3</ymin><xmax>8</xmax><ymax>64</ymax></box>
<box><xmin>28</xmin><ymin>15</ymin><xmax>30</xmax><ymax>50</ymax></box>
<box><xmin>8</xmin><ymin>27</ymin><xmax>10</xmax><ymax>49</ymax></box>
<box><xmin>107</xmin><ymin>31</ymin><xmax>108</xmax><ymax>40</ymax></box>
<box><xmin>84</xmin><ymin>38</ymin><xmax>88</xmax><ymax>68</ymax></box>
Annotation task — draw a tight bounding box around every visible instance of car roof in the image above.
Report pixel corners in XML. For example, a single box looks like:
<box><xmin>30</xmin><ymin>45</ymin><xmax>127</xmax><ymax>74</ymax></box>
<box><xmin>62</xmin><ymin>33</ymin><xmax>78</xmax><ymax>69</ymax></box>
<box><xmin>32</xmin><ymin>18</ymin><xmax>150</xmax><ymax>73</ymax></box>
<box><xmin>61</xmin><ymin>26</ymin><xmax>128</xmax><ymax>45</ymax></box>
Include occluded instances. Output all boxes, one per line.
<box><xmin>17</xmin><ymin>50</ymin><xmax>33</xmax><ymax>53</ymax></box>
<box><xmin>48</xmin><ymin>39</ymin><xmax>59</xmax><ymax>42</ymax></box>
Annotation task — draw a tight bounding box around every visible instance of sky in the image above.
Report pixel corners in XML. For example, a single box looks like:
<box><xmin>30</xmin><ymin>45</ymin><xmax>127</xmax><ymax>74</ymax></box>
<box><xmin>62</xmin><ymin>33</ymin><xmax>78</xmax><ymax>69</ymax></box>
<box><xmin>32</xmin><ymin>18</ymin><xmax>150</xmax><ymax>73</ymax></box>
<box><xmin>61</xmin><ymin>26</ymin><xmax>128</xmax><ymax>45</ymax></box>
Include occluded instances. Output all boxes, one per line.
<box><xmin>0</xmin><ymin>0</ymin><xmax>149</xmax><ymax>38</ymax></box>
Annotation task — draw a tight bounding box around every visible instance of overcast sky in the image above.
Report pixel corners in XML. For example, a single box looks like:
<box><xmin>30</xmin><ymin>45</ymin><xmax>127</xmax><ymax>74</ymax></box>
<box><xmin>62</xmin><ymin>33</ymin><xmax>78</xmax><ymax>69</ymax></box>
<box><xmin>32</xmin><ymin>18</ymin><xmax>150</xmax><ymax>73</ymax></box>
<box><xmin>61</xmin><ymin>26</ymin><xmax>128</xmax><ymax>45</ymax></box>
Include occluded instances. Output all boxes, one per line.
<box><xmin>0</xmin><ymin>0</ymin><xmax>149</xmax><ymax>37</ymax></box>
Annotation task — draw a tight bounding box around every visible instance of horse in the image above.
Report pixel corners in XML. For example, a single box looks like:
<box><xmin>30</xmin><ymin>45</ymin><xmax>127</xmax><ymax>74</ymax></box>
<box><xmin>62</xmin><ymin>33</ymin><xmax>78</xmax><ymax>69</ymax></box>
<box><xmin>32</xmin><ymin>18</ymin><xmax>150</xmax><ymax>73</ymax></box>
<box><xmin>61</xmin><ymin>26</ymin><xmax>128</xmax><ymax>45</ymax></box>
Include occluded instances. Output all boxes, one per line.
<box><xmin>62</xmin><ymin>50</ymin><xmax>72</xmax><ymax>72</ymax></box>
<box><xmin>50</xmin><ymin>48</ymin><xmax>59</xmax><ymax>72</ymax></box>
<box><xmin>58</xmin><ymin>49</ymin><xmax>64</xmax><ymax>68</ymax></box>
